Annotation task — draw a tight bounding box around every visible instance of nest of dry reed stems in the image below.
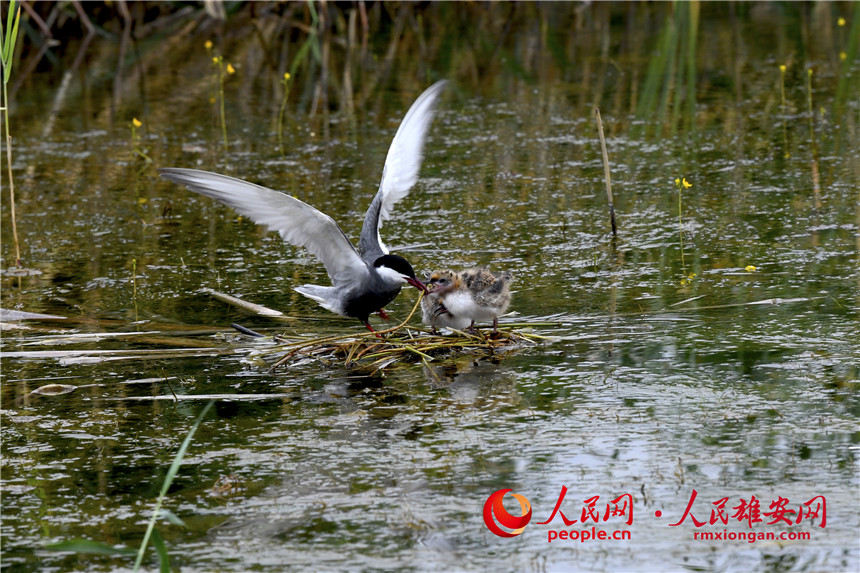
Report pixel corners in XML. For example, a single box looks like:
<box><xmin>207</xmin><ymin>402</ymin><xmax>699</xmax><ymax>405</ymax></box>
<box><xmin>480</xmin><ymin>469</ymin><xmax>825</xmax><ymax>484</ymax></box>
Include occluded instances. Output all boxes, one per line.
<box><xmin>265</xmin><ymin>292</ymin><xmax>548</xmax><ymax>373</ymax></box>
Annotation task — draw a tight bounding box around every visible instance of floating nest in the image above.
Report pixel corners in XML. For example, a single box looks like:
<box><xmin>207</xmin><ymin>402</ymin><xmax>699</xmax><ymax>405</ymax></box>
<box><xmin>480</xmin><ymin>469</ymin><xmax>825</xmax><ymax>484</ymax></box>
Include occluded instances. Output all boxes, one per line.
<box><xmin>263</xmin><ymin>295</ymin><xmax>550</xmax><ymax>373</ymax></box>
<box><xmin>266</xmin><ymin>326</ymin><xmax>545</xmax><ymax>373</ymax></box>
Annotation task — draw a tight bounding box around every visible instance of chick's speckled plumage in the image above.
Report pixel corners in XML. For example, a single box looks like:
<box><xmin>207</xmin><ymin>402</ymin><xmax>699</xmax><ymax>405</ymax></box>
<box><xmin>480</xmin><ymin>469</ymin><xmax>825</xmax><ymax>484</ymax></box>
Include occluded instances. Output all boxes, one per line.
<box><xmin>421</xmin><ymin>268</ymin><xmax>512</xmax><ymax>331</ymax></box>
<box><xmin>421</xmin><ymin>270</ymin><xmax>472</xmax><ymax>331</ymax></box>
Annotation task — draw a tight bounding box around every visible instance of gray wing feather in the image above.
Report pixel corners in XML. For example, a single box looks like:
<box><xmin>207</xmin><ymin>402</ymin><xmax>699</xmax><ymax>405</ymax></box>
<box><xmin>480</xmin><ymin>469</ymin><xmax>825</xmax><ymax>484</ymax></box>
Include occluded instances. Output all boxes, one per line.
<box><xmin>359</xmin><ymin>80</ymin><xmax>447</xmax><ymax>262</ymax></box>
<box><xmin>160</xmin><ymin>168</ymin><xmax>368</xmax><ymax>288</ymax></box>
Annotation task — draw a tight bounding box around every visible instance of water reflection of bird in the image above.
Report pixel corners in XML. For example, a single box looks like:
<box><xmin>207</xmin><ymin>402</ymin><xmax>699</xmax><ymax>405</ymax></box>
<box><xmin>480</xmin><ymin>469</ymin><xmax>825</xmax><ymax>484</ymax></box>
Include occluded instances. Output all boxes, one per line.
<box><xmin>422</xmin><ymin>268</ymin><xmax>512</xmax><ymax>332</ymax></box>
<box><xmin>161</xmin><ymin>81</ymin><xmax>448</xmax><ymax>335</ymax></box>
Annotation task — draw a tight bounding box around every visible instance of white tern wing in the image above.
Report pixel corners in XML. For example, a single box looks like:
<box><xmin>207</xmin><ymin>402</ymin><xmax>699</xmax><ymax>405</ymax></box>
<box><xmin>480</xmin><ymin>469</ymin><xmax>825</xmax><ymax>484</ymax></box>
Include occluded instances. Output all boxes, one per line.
<box><xmin>160</xmin><ymin>168</ymin><xmax>368</xmax><ymax>288</ymax></box>
<box><xmin>359</xmin><ymin>80</ymin><xmax>447</xmax><ymax>262</ymax></box>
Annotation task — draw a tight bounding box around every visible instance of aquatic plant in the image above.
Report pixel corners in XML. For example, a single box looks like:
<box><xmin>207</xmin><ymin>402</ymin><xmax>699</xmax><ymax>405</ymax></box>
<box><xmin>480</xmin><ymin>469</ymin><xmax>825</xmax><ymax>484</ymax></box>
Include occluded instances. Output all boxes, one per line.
<box><xmin>132</xmin><ymin>257</ymin><xmax>138</xmax><ymax>322</ymax></box>
<box><xmin>289</xmin><ymin>0</ymin><xmax>322</xmax><ymax>112</ymax></box>
<box><xmin>636</xmin><ymin>1</ymin><xmax>700</xmax><ymax>135</ymax></box>
<box><xmin>1</xmin><ymin>0</ymin><xmax>21</xmax><ymax>266</ymax></box>
<box><xmin>277</xmin><ymin>72</ymin><xmax>292</xmax><ymax>153</ymax></box>
<box><xmin>834</xmin><ymin>12</ymin><xmax>858</xmax><ymax>118</ymax></box>
<box><xmin>806</xmin><ymin>66</ymin><xmax>822</xmax><ymax>209</ymax></box>
<box><xmin>674</xmin><ymin>176</ymin><xmax>692</xmax><ymax>274</ymax></box>
<box><xmin>779</xmin><ymin>63</ymin><xmax>790</xmax><ymax>159</ymax></box>
<box><xmin>594</xmin><ymin>106</ymin><xmax>617</xmax><ymax>238</ymax></box>
<box><xmin>129</xmin><ymin>117</ymin><xmax>152</xmax><ymax>163</ymax></box>
<box><xmin>133</xmin><ymin>401</ymin><xmax>214</xmax><ymax>571</ymax></box>
<box><xmin>805</xmin><ymin>67</ymin><xmax>815</xmax><ymax>143</ymax></box>
<box><xmin>779</xmin><ymin>64</ymin><xmax>787</xmax><ymax>107</ymax></box>
<box><xmin>206</xmin><ymin>41</ymin><xmax>235</xmax><ymax>147</ymax></box>
<box><xmin>45</xmin><ymin>402</ymin><xmax>215</xmax><ymax>572</ymax></box>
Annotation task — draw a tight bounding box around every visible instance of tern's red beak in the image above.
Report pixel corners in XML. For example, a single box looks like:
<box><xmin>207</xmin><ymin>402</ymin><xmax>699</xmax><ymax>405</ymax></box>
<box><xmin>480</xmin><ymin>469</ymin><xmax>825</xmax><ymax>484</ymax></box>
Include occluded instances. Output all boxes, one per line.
<box><xmin>406</xmin><ymin>277</ymin><xmax>429</xmax><ymax>293</ymax></box>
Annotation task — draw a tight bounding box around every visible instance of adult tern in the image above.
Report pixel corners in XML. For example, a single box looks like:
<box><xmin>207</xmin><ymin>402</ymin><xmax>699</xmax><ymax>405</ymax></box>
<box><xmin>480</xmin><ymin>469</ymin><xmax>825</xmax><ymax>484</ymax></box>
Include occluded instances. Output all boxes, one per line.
<box><xmin>161</xmin><ymin>80</ymin><xmax>447</xmax><ymax>334</ymax></box>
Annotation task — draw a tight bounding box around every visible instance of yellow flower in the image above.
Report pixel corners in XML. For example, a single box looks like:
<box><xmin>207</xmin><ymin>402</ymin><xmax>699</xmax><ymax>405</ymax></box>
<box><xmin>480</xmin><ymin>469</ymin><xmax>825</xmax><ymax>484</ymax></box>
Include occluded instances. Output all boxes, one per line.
<box><xmin>745</xmin><ymin>265</ymin><xmax>757</xmax><ymax>272</ymax></box>
<box><xmin>226</xmin><ymin>63</ymin><xmax>235</xmax><ymax>75</ymax></box>
<box><xmin>674</xmin><ymin>177</ymin><xmax>680</xmax><ymax>186</ymax></box>
<box><xmin>212</xmin><ymin>56</ymin><xmax>220</xmax><ymax>64</ymax></box>
<box><xmin>682</xmin><ymin>177</ymin><xmax>692</xmax><ymax>189</ymax></box>
<box><xmin>838</xmin><ymin>17</ymin><xmax>846</xmax><ymax>27</ymax></box>
<box><xmin>779</xmin><ymin>64</ymin><xmax>786</xmax><ymax>73</ymax></box>
<box><xmin>807</xmin><ymin>67</ymin><xmax>813</xmax><ymax>77</ymax></box>
<box><xmin>204</xmin><ymin>40</ymin><xmax>213</xmax><ymax>50</ymax></box>
<box><xmin>284</xmin><ymin>72</ymin><xmax>291</xmax><ymax>81</ymax></box>
<box><xmin>840</xmin><ymin>51</ymin><xmax>847</xmax><ymax>61</ymax></box>
<box><xmin>132</xmin><ymin>117</ymin><xmax>142</xmax><ymax>128</ymax></box>
<box><xmin>137</xmin><ymin>197</ymin><xmax>148</xmax><ymax>205</ymax></box>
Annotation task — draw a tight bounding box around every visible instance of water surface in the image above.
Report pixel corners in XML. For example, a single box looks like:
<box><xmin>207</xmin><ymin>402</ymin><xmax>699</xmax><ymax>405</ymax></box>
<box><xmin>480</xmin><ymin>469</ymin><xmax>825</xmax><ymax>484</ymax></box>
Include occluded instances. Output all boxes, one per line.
<box><xmin>2</xmin><ymin>3</ymin><xmax>858</xmax><ymax>572</ymax></box>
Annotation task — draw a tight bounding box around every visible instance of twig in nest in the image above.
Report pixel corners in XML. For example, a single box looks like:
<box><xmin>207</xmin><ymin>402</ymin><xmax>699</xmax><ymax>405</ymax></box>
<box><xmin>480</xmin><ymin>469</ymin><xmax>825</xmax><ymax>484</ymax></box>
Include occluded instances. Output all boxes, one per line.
<box><xmin>268</xmin><ymin>292</ymin><xmax>426</xmax><ymax>371</ymax></box>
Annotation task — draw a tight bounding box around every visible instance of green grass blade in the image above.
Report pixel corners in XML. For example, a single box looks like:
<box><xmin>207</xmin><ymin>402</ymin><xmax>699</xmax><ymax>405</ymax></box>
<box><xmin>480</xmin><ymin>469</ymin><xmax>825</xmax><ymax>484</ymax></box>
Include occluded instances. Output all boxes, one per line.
<box><xmin>2</xmin><ymin>2</ymin><xmax>20</xmax><ymax>84</ymax></box>
<box><xmin>150</xmin><ymin>528</ymin><xmax>171</xmax><ymax>573</ymax></box>
<box><xmin>290</xmin><ymin>36</ymin><xmax>313</xmax><ymax>78</ymax></box>
<box><xmin>133</xmin><ymin>400</ymin><xmax>214</xmax><ymax>571</ymax></box>
<box><xmin>158</xmin><ymin>508</ymin><xmax>187</xmax><ymax>528</ymax></box>
<box><xmin>0</xmin><ymin>2</ymin><xmax>8</xmax><ymax>69</ymax></box>
<box><xmin>307</xmin><ymin>0</ymin><xmax>321</xmax><ymax>62</ymax></box>
<box><xmin>1</xmin><ymin>0</ymin><xmax>13</xmax><ymax>51</ymax></box>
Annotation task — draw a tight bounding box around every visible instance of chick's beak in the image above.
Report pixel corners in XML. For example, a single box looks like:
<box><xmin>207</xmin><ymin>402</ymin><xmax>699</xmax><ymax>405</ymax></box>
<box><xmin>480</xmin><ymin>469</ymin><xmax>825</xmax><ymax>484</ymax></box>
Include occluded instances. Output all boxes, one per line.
<box><xmin>406</xmin><ymin>277</ymin><xmax>429</xmax><ymax>293</ymax></box>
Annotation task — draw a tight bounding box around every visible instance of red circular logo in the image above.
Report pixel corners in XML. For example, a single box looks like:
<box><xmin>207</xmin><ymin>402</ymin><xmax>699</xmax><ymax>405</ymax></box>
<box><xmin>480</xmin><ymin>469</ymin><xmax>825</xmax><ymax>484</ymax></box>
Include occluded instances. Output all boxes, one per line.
<box><xmin>483</xmin><ymin>489</ymin><xmax>532</xmax><ymax>537</ymax></box>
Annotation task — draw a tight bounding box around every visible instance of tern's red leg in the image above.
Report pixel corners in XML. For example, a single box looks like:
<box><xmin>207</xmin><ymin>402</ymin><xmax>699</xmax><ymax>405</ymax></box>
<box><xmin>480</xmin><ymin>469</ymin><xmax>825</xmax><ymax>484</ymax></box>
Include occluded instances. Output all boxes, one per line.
<box><xmin>377</xmin><ymin>308</ymin><xmax>390</xmax><ymax>320</ymax></box>
<box><xmin>364</xmin><ymin>321</ymin><xmax>383</xmax><ymax>339</ymax></box>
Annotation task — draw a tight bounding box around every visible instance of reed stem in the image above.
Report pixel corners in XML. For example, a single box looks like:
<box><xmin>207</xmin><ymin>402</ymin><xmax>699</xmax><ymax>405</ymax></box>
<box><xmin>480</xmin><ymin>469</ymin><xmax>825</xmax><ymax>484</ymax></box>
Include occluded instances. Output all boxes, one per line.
<box><xmin>594</xmin><ymin>106</ymin><xmax>617</xmax><ymax>237</ymax></box>
<box><xmin>1</xmin><ymin>1</ymin><xmax>22</xmax><ymax>267</ymax></box>
<box><xmin>277</xmin><ymin>73</ymin><xmax>291</xmax><ymax>153</ymax></box>
<box><xmin>779</xmin><ymin>64</ymin><xmax>789</xmax><ymax>159</ymax></box>
<box><xmin>218</xmin><ymin>59</ymin><xmax>227</xmax><ymax>147</ymax></box>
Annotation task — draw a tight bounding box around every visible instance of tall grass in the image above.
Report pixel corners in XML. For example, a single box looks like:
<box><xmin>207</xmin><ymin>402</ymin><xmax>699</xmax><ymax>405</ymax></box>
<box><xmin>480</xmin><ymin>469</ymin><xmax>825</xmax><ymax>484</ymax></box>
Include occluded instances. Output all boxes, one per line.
<box><xmin>277</xmin><ymin>72</ymin><xmax>292</xmax><ymax>153</ymax></box>
<box><xmin>806</xmin><ymin>66</ymin><xmax>822</xmax><ymax>210</ymax></box>
<box><xmin>8</xmin><ymin>2</ymin><xmax>848</xmax><ymax>148</ymax></box>
<box><xmin>635</xmin><ymin>1</ymin><xmax>700</xmax><ymax>136</ymax></box>
<box><xmin>834</xmin><ymin>8</ymin><xmax>858</xmax><ymax>119</ymax></box>
<box><xmin>779</xmin><ymin>64</ymin><xmax>790</xmax><ymax>159</ymax></box>
<box><xmin>1</xmin><ymin>0</ymin><xmax>21</xmax><ymax>267</ymax></box>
